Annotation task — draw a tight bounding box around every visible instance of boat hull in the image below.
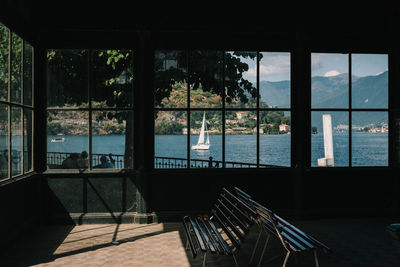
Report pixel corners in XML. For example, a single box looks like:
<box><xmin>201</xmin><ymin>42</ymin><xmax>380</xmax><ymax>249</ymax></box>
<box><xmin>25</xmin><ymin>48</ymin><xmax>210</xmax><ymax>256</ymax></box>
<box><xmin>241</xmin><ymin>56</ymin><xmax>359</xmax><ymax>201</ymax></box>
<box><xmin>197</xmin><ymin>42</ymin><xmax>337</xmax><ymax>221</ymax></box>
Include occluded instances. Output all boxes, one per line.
<box><xmin>192</xmin><ymin>144</ymin><xmax>210</xmax><ymax>150</ymax></box>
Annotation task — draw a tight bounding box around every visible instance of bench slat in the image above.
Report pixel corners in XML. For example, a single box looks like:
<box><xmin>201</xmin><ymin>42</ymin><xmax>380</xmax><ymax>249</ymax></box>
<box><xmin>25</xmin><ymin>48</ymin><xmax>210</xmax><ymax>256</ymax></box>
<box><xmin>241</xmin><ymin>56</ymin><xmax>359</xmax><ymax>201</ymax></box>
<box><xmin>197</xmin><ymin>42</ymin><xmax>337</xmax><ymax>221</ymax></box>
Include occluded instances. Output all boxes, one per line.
<box><xmin>195</xmin><ymin>217</ymin><xmax>216</xmax><ymax>253</ymax></box>
<box><xmin>214</xmin><ymin>204</ymin><xmax>245</xmax><ymax>241</ymax></box>
<box><xmin>213</xmin><ymin>212</ymin><xmax>241</xmax><ymax>249</ymax></box>
<box><xmin>208</xmin><ymin>219</ymin><xmax>232</xmax><ymax>255</ymax></box>
<box><xmin>220</xmin><ymin>194</ymin><xmax>253</xmax><ymax>225</ymax></box>
<box><xmin>222</xmin><ymin>188</ymin><xmax>257</xmax><ymax>218</ymax></box>
<box><xmin>199</xmin><ymin>218</ymin><xmax>225</xmax><ymax>255</ymax></box>
<box><xmin>190</xmin><ymin>217</ymin><xmax>207</xmax><ymax>252</ymax></box>
<box><xmin>217</xmin><ymin>199</ymin><xmax>249</xmax><ymax>233</ymax></box>
<box><xmin>183</xmin><ymin>216</ymin><xmax>198</xmax><ymax>258</ymax></box>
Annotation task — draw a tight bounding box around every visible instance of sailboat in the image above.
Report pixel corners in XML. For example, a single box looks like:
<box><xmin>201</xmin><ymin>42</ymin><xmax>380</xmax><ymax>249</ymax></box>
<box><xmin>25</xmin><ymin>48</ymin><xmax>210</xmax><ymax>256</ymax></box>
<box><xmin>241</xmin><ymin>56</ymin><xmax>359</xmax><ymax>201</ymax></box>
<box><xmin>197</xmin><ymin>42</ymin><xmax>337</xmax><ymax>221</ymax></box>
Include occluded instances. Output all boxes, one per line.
<box><xmin>192</xmin><ymin>112</ymin><xmax>210</xmax><ymax>150</ymax></box>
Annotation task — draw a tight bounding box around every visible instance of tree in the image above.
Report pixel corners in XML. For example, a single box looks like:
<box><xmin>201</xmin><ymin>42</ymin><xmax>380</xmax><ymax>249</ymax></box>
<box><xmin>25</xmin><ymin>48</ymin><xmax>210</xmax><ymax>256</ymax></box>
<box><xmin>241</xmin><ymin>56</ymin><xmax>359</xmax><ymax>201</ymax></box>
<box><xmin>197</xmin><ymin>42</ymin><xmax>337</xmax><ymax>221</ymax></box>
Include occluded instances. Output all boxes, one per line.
<box><xmin>47</xmin><ymin>49</ymin><xmax>257</xmax><ymax>168</ymax></box>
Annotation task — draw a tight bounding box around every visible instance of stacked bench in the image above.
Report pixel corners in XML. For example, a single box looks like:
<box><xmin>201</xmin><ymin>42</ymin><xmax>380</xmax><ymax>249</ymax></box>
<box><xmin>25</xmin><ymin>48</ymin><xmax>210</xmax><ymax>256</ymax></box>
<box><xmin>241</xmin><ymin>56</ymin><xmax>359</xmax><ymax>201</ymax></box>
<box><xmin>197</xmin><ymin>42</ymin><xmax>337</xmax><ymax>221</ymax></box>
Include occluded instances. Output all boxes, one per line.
<box><xmin>183</xmin><ymin>187</ymin><xmax>331</xmax><ymax>266</ymax></box>
<box><xmin>183</xmin><ymin>188</ymin><xmax>257</xmax><ymax>267</ymax></box>
<box><xmin>234</xmin><ymin>187</ymin><xmax>331</xmax><ymax>267</ymax></box>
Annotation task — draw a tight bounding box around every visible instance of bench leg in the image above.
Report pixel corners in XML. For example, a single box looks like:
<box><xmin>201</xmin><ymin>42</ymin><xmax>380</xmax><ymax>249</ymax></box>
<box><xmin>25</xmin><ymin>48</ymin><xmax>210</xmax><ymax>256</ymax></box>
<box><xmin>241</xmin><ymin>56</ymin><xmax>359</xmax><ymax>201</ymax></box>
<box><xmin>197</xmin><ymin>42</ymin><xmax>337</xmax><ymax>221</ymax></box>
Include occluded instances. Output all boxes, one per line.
<box><xmin>313</xmin><ymin>250</ymin><xmax>319</xmax><ymax>267</ymax></box>
<box><xmin>202</xmin><ymin>252</ymin><xmax>207</xmax><ymax>267</ymax></box>
<box><xmin>282</xmin><ymin>251</ymin><xmax>290</xmax><ymax>267</ymax></box>
<box><xmin>249</xmin><ymin>228</ymin><xmax>262</xmax><ymax>264</ymax></box>
<box><xmin>258</xmin><ymin>233</ymin><xmax>271</xmax><ymax>267</ymax></box>
<box><xmin>233</xmin><ymin>253</ymin><xmax>239</xmax><ymax>267</ymax></box>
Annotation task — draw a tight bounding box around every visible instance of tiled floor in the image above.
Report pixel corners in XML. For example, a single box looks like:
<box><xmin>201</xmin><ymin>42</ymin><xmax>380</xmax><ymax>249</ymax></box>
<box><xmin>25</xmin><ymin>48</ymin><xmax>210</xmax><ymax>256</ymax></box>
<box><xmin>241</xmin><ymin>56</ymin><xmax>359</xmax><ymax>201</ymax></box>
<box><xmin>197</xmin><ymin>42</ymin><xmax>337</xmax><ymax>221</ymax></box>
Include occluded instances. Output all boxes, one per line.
<box><xmin>1</xmin><ymin>218</ymin><xmax>399</xmax><ymax>266</ymax></box>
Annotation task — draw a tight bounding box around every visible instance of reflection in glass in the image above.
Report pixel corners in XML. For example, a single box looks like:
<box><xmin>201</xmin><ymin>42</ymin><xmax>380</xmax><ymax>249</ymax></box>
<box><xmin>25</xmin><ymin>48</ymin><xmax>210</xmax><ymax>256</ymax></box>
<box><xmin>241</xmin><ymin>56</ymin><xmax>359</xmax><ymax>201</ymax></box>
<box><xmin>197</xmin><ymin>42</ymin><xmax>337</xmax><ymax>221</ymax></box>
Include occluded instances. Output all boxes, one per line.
<box><xmin>154</xmin><ymin>51</ymin><xmax>187</xmax><ymax>108</ymax></box>
<box><xmin>225</xmin><ymin>110</ymin><xmax>256</xmax><ymax>167</ymax></box>
<box><xmin>190</xmin><ymin>111</ymin><xmax>222</xmax><ymax>168</ymax></box>
<box><xmin>47</xmin><ymin>111</ymin><xmax>89</xmax><ymax>169</ymax></box>
<box><xmin>92</xmin><ymin>50</ymin><xmax>133</xmax><ymax>108</ymax></box>
<box><xmin>311</xmin><ymin>111</ymin><xmax>349</xmax><ymax>167</ymax></box>
<box><xmin>0</xmin><ymin>105</ymin><xmax>8</xmax><ymax>179</ymax></box>
<box><xmin>92</xmin><ymin>110</ymin><xmax>133</xmax><ymax>169</ymax></box>
<box><xmin>154</xmin><ymin>111</ymin><xmax>187</xmax><ymax>168</ymax></box>
<box><xmin>11</xmin><ymin>33</ymin><xmax>22</xmax><ymax>104</ymax></box>
<box><xmin>351</xmin><ymin>54</ymin><xmax>388</xmax><ymax>109</ymax></box>
<box><xmin>352</xmin><ymin>112</ymin><xmax>388</xmax><ymax>166</ymax></box>
<box><xmin>260</xmin><ymin>52</ymin><xmax>291</xmax><ymax>108</ymax></box>
<box><xmin>225</xmin><ymin>51</ymin><xmax>257</xmax><ymax>108</ymax></box>
<box><xmin>11</xmin><ymin>107</ymin><xmax>22</xmax><ymax>176</ymax></box>
<box><xmin>259</xmin><ymin>111</ymin><xmax>291</xmax><ymax>167</ymax></box>
<box><xmin>24</xmin><ymin>109</ymin><xmax>33</xmax><ymax>172</ymax></box>
<box><xmin>23</xmin><ymin>41</ymin><xmax>33</xmax><ymax>106</ymax></box>
<box><xmin>311</xmin><ymin>53</ymin><xmax>348</xmax><ymax>108</ymax></box>
<box><xmin>47</xmin><ymin>50</ymin><xmax>88</xmax><ymax>108</ymax></box>
<box><xmin>0</xmin><ymin>23</ymin><xmax>8</xmax><ymax>102</ymax></box>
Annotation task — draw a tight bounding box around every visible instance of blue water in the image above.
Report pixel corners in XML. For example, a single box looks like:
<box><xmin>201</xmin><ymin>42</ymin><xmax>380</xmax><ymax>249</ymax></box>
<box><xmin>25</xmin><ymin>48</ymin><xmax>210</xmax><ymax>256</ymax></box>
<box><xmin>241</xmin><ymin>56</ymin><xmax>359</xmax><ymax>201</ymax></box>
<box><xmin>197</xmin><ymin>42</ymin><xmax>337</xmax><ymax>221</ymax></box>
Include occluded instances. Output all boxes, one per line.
<box><xmin>46</xmin><ymin>133</ymin><xmax>389</xmax><ymax>167</ymax></box>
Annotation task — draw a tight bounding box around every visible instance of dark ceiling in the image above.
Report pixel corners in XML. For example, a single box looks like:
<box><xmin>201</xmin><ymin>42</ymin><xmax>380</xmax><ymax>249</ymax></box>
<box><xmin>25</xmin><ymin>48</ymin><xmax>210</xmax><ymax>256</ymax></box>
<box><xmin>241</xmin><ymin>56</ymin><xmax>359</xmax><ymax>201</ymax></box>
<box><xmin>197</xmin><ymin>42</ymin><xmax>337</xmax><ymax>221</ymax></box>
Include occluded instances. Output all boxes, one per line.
<box><xmin>1</xmin><ymin>0</ymin><xmax>399</xmax><ymax>47</ymax></box>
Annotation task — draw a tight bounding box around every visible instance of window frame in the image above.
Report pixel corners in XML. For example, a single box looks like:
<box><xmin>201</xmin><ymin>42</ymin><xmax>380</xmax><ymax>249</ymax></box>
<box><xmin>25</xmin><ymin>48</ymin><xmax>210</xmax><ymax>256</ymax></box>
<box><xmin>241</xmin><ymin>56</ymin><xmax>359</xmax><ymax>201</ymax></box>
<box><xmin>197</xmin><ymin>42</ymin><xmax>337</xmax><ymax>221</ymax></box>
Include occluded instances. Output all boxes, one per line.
<box><xmin>309</xmin><ymin>51</ymin><xmax>390</xmax><ymax>168</ymax></box>
<box><xmin>154</xmin><ymin>50</ymin><xmax>292</xmax><ymax>169</ymax></box>
<box><xmin>45</xmin><ymin>49</ymin><xmax>134</xmax><ymax>172</ymax></box>
<box><xmin>0</xmin><ymin>24</ymin><xmax>34</xmax><ymax>181</ymax></box>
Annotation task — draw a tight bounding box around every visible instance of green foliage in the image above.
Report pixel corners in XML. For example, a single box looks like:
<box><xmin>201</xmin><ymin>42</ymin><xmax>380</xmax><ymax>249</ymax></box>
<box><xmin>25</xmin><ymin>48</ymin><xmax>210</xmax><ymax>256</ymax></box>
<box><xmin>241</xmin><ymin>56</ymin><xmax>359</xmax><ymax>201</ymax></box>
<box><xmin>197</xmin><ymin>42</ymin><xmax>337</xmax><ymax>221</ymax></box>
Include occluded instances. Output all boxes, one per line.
<box><xmin>155</xmin><ymin>119</ymin><xmax>184</xmax><ymax>135</ymax></box>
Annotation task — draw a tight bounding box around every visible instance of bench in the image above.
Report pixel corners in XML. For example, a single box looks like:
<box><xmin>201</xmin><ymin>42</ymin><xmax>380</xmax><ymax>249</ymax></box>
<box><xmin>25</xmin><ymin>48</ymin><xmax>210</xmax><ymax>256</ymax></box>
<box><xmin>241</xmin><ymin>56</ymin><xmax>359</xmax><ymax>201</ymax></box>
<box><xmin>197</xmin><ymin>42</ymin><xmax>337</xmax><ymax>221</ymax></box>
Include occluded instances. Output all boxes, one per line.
<box><xmin>182</xmin><ymin>187</ymin><xmax>258</xmax><ymax>267</ymax></box>
<box><xmin>234</xmin><ymin>187</ymin><xmax>331</xmax><ymax>267</ymax></box>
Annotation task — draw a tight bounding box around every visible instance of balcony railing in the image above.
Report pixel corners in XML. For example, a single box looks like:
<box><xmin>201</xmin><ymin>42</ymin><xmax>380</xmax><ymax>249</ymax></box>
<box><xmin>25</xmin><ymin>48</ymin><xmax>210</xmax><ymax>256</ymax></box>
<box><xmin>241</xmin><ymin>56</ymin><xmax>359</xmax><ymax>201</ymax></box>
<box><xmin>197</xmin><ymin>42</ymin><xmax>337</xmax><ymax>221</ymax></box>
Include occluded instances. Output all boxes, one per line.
<box><xmin>46</xmin><ymin>152</ymin><xmax>280</xmax><ymax>169</ymax></box>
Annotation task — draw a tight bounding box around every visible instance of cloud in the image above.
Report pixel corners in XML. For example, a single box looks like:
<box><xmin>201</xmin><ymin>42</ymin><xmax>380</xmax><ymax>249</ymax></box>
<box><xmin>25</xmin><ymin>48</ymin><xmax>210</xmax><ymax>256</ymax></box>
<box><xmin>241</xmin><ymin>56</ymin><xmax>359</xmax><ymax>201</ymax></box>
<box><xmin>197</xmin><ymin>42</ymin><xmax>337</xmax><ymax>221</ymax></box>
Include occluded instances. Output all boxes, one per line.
<box><xmin>246</xmin><ymin>54</ymin><xmax>290</xmax><ymax>77</ymax></box>
<box><xmin>324</xmin><ymin>70</ymin><xmax>340</xmax><ymax>77</ymax></box>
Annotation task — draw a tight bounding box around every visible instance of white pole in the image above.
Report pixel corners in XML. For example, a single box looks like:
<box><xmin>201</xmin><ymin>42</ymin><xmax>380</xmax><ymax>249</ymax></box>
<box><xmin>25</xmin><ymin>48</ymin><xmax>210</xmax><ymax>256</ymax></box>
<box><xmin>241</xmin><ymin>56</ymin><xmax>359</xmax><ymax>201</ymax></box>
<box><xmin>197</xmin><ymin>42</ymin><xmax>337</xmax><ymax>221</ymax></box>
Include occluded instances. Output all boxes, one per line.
<box><xmin>322</xmin><ymin>114</ymin><xmax>334</xmax><ymax>166</ymax></box>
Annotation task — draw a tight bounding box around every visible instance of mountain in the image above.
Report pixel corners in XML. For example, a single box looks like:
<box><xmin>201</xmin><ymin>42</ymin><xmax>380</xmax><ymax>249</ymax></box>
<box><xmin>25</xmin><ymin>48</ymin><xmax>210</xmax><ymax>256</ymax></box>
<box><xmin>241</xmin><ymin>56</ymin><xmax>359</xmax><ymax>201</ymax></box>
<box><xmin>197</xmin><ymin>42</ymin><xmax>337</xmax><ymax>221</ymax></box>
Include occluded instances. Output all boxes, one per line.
<box><xmin>260</xmin><ymin>71</ymin><xmax>388</xmax><ymax>130</ymax></box>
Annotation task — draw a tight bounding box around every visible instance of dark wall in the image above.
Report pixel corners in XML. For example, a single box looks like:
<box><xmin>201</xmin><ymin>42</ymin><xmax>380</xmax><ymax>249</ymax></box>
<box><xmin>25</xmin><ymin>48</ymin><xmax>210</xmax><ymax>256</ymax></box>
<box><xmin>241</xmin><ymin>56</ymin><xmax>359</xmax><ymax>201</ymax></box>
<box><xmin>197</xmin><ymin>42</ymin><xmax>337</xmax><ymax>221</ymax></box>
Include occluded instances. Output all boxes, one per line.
<box><xmin>0</xmin><ymin>175</ymin><xmax>42</xmax><ymax>249</ymax></box>
<box><xmin>44</xmin><ymin>174</ymin><xmax>138</xmax><ymax>224</ymax></box>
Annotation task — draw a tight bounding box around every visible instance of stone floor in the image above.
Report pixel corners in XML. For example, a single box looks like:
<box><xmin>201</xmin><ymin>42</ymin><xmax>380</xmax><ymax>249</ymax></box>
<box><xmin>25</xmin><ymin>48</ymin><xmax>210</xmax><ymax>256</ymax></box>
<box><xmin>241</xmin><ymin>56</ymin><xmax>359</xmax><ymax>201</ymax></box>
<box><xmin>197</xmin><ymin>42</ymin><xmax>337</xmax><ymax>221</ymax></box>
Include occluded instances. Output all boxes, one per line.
<box><xmin>1</xmin><ymin>218</ymin><xmax>399</xmax><ymax>266</ymax></box>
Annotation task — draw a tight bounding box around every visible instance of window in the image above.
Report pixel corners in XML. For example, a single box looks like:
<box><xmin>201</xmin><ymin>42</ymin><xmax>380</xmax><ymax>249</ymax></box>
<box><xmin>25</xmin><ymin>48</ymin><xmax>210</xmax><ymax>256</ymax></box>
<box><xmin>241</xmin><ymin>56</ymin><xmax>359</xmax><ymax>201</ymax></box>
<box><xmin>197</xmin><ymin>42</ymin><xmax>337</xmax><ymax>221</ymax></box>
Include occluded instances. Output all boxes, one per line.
<box><xmin>46</xmin><ymin>50</ymin><xmax>134</xmax><ymax>170</ymax></box>
<box><xmin>154</xmin><ymin>50</ymin><xmax>291</xmax><ymax>168</ymax></box>
<box><xmin>311</xmin><ymin>53</ymin><xmax>388</xmax><ymax>167</ymax></box>
<box><xmin>0</xmin><ymin>22</ymin><xmax>34</xmax><ymax>181</ymax></box>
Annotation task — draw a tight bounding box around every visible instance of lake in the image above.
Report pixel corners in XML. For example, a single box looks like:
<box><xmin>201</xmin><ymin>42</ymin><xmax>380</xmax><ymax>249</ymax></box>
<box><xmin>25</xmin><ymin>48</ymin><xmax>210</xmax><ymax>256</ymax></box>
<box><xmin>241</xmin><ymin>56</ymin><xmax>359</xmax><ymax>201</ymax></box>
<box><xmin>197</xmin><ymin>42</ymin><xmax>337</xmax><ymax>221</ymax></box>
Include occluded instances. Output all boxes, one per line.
<box><xmin>43</xmin><ymin>133</ymin><xmax>389</xmax><ymax>167</ymax></box>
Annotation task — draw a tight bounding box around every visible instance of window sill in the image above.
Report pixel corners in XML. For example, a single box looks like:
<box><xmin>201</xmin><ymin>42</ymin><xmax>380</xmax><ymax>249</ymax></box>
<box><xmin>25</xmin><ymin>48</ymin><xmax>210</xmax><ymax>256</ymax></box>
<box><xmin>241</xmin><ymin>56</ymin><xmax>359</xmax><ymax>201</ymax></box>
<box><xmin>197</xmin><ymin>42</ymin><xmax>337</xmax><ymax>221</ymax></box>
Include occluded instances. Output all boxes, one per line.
<box><xmin>0</xmin><ymin>171</ymin><xmax>37</xmax><ymax>187</ymax></box>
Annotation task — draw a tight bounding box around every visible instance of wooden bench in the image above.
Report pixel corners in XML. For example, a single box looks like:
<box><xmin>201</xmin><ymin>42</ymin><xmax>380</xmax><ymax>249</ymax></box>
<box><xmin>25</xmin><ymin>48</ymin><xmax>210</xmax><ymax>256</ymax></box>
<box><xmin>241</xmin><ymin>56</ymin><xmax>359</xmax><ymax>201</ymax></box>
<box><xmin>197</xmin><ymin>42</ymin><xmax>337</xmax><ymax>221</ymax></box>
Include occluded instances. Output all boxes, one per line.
<box><xmin>234</xmin><ymin>187</ymin><xmax>331</xmax><ymax>267</ymax></box>
<box><xmin>182</xmin><ymin>187</ymin><xmax>257</xmax><ymax>267</ymax></box>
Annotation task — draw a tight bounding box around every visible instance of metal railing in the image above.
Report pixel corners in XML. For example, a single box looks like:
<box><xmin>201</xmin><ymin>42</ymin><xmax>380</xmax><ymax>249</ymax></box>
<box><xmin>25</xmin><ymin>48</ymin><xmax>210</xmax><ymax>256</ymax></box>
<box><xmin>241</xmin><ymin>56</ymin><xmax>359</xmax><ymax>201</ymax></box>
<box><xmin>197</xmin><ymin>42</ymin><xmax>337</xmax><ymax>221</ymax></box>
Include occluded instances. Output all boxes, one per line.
<box><xmin>47</xmin><ymin>152</ymin><xmax>280</xmax><ymax>169</ymax></box>
<box><xmin>47</xmin><ymin>152</ymin><xmax>124</xmax><ymax>169</ymax></box>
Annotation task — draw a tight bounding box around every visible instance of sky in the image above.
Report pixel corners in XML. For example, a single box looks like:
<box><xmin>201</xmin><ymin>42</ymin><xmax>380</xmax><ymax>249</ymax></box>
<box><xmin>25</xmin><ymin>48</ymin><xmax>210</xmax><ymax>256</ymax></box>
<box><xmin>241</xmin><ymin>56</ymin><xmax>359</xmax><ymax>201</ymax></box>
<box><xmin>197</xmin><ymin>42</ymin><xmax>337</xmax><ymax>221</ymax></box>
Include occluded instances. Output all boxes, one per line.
<box><xmin>312</xmin><ymin>53</ymin><xmax>388</xmax><ymax>77</ymax></box>
<box><xmin>237</xmin><ymin>52</ymin><xmax>388</xmax><ymax>82</ymax></box>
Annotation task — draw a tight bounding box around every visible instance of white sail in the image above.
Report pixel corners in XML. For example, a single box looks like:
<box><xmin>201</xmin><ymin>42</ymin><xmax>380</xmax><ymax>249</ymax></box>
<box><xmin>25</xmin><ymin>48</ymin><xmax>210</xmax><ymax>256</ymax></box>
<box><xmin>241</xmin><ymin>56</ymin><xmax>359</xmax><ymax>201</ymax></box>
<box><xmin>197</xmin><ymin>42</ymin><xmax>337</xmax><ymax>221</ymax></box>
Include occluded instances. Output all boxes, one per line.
<box><xmin>192</xmin><ymin>112</ymin><xmax>210</xmax><ymax>150</ymax></box>
<box><xmin>198</xmin><ymin>113</ymin><xmax>206</xmax><ymax>144</ymax></box>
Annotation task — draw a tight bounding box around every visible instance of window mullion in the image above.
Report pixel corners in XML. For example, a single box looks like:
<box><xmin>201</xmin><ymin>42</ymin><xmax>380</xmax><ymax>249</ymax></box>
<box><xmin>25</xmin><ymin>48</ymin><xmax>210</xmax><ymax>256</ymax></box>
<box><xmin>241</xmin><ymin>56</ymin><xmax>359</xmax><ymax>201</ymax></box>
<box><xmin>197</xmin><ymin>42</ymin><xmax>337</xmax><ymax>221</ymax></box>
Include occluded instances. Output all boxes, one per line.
<box><xmin>88</xmin><ymin>50</ymin><xmax>93</xmax><ymax>169</ymax></box>
<box><xmin>349</xmin><ymin>53</ymin><xmax>352</xmax><ymax>167</ymax></box>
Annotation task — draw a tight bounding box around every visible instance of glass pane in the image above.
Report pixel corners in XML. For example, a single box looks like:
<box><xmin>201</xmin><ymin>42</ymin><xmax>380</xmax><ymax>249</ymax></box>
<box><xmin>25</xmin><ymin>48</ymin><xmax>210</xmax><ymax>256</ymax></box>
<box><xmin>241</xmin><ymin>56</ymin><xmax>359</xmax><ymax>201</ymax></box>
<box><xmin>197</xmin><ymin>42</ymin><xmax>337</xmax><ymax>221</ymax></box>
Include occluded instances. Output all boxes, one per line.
<box><xmin>311</xmin><ymin>53</ymin><xmax>349</xmax><ymax>108</ymax></box>
<box><xmin>47</xmin><ymin>50</ymin><xmax>88</xmax><ymax>108</ymax></box>
<box><xmin>11</xmin><ymin>107</ymin><xmax>22</xmax><ymax>176</ymax></box>
<box><xmin>11</xmin><ymin>33</ymin><xmax>22</xmax><ymax>104</ymax></box>
<box><xmin>47</xmin><ymin>111</ymin><xmax>89</xmax><ymax>169</ymax></box>
<box><xmin>190</xmin><ymin>111</ymin><xmax>222</xmax><ymax>168</ymax></box>
<box><xmin>92</xmin><ymin>110</ymin><xmax>133</xmax><ymax>169</ymax></box>
<box><xmin>154</xmin><ymin>111</ymin><xmax>187</xmax><ymax>168</ymax></box>
<box><xmin>259</xmin><ymin>111</ymin><xmax>291</xmax><ymax>167</ymax></box>
<box><xmin>352</xmin><ymin>111</ymin><xmax>388</xmax><ymax>166</ymax></box>
<box><xmin>92</xmin><ymin>50</ymin><xmax>133</xmax><ymax>108</ymax></box>
<box><xmin>225</xmin><ymin>51</ymin><xmax>257</xmax><ymax>108</ymax></box>
<box><xmin>23</xmin><ymin>41</ymin><xmax>33</xmax><ymax>106</ymax></box>
<box><xmin>351</xmin><ymin>54</ymin><xmax>388</xmax><ymax>109</ymax></box>
<box><xmin>23</xmin><ymin>109</ymin><xmax>33</xmax><ymax>172</ymax></box>
<box><xmin>154</xmin><ymin>50</ymin><xmax>187</xmax><ymax>108</ymax></box>
<box><xmin>311</xmin><ymin>111</ymin><xmax>349</xmax><ymax>167</ymax></box>
<box><xmin>0</xmin><ymin>104</ymin><xmax>8</xmax><ymax>179</ymax></box>
<box><xmin>190</xmin><ymin>51</ymin><xmax>223</xmax><ymax>108</ymax></box>
<box><xmin>0</xmin><ymin>24</ymin><xmax>8</xmax><ymax>102</ymax></box>
<box><xmin>225</xmin><ymin>110</ymin><xmax>257</xmax><ymax>167</ymax></box>
<box><xmin>260</xmin><ymin>52</ymin><xmax>291</xmax><ymax>108</ymax></box>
